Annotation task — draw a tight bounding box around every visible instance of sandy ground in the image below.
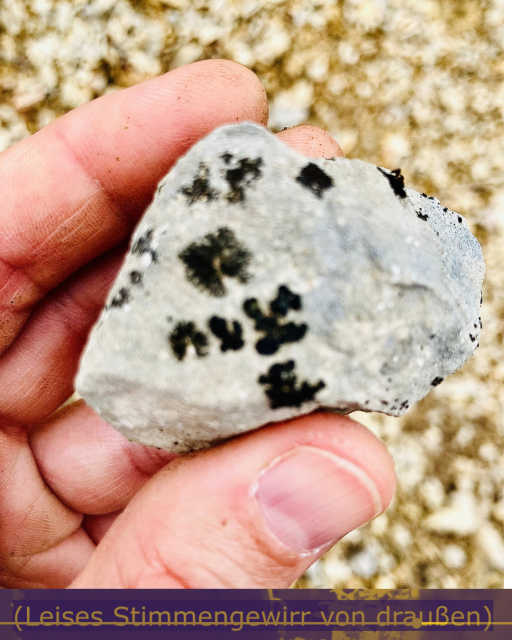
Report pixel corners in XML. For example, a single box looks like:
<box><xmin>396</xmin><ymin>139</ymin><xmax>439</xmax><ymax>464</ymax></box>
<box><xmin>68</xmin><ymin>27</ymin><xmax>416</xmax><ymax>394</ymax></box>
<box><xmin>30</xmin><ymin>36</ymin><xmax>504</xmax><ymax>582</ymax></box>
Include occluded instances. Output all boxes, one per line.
<box><xmin>0</xmin><ymin>0</ymin><xmax>503</xmax><ymax>588</ymax></box>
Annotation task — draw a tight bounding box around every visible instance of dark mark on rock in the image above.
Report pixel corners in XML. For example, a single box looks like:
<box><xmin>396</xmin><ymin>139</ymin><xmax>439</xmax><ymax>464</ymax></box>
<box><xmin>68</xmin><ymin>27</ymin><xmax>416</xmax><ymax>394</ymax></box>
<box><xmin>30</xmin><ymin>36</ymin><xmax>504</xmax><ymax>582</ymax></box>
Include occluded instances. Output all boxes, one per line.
<box><xmin>208</xmin><ymin>316</ymin><xmax>244</xmax><ymax>352</ymax></box>
<box><xmin>169</xmin><ymin>321</ymin><xmax>209</xmax><ymax>361</ymax></box>
<box><xmin>181</xmin><ymin>163</ymin><xmax>219</xmax><ymax>204</ymax></box>
<box><xmin>258</xmin><ymin>360</ymin><xmax>325</xmax><ymax>409</ymax></box>
<box><xmin>244</xmin><ymin>285</ymin><xmax>307</xmax><ymax>355</ymax></box>
<box><xmin>296</xmin><ymin>163</ymin><xmax>334</xmax><ymax>198</ymax></box>
<box><xmin>129</xmin><ymin>271</ymin><xmax>143</xmax><ymax>285</ymax></box>
<box><xmin>179</xmin><ymin>227</ymin><xmax>252</xmax><ymax>297</ymax></box>
<box><xmin>110</xmin><ymin>287</ymin><xmax>131</xmax><ymax>308</ymax></box>
<box><xmin>431</xmin><ymin>377</ymin><xmax>444</xmax><ymax>386</ymax></box>
<box><xmin>377</xmin><ymin>167</ymin><xmax>406</xmax><ymax>198</ymax></box>
<box><xmin>225</xmin><ymin>157</ymin><xmax>263</xmax><ymax>203</ymax></box>
<box><xmin>131</xmin><ymin>229</ymin><xmax>158</xmax><ymax>263</ymax></box>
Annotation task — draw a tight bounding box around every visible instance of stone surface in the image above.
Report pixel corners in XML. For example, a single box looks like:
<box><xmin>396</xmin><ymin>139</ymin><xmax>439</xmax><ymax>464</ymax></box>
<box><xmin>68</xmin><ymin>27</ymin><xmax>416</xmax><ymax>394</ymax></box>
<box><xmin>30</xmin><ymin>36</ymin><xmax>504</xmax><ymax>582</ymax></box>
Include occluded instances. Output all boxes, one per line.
<box><xmin>76</xmin><ymin>122</ymin><xmax>485</xmax><ymax>452</ymax></box>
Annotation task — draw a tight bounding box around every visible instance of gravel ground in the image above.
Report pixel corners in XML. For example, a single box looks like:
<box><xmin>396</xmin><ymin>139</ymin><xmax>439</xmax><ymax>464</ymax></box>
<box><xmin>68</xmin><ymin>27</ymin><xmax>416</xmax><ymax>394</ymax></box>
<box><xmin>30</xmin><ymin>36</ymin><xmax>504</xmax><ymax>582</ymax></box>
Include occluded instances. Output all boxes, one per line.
<box><xmin>0</xmin><ymin>0</ymin><xmax>503</xmax><ymax>589</ymax></box>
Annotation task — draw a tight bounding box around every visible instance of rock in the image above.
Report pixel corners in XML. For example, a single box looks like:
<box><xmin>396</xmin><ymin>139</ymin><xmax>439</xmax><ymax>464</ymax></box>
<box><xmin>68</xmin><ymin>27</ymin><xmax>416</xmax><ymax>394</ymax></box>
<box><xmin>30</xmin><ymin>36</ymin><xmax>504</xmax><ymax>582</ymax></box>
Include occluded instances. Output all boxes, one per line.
<box><xmin>425</xmin><ymin>492</ymin><xmax>482</xmax><ymax>536</ymax></box>
<box><xmin>476</xmin><ymin>523</ymin><xmax>504</xmax><ymax>570</ymax></box>
<box><xmin>349</xmin><ymin>548</ymin><xmax>379</xmax><ymax>578</ymax></box>
<box><xmin>442</xmin><ymin>544</ymin><xmax>467</xmax><ymax>569</ymax></box>
<box><xmin>75</xmin><ymin>122</ymin><xmax>485</xmax><ymax>452</ymax></box>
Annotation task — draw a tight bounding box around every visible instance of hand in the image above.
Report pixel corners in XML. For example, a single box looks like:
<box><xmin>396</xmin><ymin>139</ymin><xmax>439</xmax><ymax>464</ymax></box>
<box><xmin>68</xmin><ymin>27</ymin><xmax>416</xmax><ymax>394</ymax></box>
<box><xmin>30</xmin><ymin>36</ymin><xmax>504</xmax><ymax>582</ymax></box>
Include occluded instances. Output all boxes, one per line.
<box><xmin>0</xmin><ymin>60</ymin><xmax>396</xmax><ymax>588</ymax></box>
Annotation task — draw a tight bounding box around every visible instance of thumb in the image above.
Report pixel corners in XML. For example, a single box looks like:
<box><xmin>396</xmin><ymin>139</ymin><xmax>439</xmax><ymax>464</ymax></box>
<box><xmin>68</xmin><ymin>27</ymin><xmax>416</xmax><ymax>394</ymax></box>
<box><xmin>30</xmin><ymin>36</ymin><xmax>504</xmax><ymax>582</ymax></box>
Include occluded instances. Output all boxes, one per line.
<box><xmin>71</xmin><ymin>413</ymin><xmax>395</xmax><ymax>588</ymax></box>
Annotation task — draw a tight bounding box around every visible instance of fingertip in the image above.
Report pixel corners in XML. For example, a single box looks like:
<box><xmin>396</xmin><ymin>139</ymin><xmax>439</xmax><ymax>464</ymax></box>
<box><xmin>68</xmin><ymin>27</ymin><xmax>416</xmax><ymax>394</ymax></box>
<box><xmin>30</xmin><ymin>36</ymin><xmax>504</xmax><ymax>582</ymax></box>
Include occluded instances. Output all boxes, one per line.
<box><xmin>284</xmin><ymin>411</ymin><xmax>397</xmax><ymax>514</ymax></box>
<box><xmin>176</xmin><ymin>59</ymin><xmax>269</xmax><ymax>127</ymax></box>
<box><xmin>275</xmin><ymin>124</ymin><xmax>344</xmax><ymax>158</ymax></box>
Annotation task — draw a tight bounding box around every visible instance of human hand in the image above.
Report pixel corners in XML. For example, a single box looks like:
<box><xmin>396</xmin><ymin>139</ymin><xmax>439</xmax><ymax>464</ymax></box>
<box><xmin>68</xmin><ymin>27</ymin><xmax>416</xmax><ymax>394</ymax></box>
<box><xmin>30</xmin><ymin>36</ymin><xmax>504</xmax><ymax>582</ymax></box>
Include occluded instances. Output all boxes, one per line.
<box><xmin>0</xmin><ymin>60</ymin><xmax>395</xmax><ymax>588</ymax></box>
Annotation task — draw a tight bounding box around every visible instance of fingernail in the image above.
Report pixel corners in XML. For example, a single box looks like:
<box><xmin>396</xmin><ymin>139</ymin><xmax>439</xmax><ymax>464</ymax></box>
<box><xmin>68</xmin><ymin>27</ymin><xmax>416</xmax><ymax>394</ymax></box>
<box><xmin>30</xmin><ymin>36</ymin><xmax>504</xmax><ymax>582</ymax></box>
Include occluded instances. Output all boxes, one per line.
<box><xmin>255</xmin><ymin>446</ymin><xmax>382</xmax><ymax>552</ymax></box>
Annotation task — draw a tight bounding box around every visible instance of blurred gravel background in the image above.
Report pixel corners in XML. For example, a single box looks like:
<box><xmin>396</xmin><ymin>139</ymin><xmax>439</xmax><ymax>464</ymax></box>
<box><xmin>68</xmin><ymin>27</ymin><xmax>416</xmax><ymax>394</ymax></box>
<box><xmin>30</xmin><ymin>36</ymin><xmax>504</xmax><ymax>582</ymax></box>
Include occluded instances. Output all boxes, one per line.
<box><xmin>0</xmin><ymin>0</ymin><xmax>503</xmax><ymax>588</ymax></box>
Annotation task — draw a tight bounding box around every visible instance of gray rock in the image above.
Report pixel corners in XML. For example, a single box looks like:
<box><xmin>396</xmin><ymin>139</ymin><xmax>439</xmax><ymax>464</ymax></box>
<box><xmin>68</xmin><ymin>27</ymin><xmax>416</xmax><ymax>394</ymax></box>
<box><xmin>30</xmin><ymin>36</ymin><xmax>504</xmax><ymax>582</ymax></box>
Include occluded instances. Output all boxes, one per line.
<box><xmin>75</xmin><ymin>122</ymin><xmax>485</xmax><ymax>452</ymax></box>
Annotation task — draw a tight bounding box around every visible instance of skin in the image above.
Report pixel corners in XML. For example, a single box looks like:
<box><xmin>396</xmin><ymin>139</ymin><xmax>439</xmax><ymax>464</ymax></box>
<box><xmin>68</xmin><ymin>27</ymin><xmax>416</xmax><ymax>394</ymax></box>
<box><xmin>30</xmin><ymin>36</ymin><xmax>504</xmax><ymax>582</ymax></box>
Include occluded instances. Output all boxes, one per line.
<box><xmin>0</xmin><ymin>60</ymin><xmax>396</xmax><ymax>588</ymax></box>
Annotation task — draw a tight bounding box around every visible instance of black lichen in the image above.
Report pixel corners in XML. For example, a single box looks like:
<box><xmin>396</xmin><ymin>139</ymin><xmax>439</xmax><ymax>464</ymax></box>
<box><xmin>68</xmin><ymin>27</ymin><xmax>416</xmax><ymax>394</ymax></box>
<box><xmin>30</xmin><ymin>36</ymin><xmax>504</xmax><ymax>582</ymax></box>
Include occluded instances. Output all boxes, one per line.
<box><xmin>377</xmin><ymin>167</ymin><xmax>406</xmax><ymax>198</ymax></box>
<box><xmin>296</xmin><ymin>163</ymin><xmax>334</xmax><ymax>198</ymax></box>
<box><xmin>180</xmin><ymin>163</ymin><xmax>219</xmax><ymax>204</ymax></box>
<box><xmin>225</xmin><ymin>157</ymin><xmax>263</xmax><ymax>203</ymax></box>
<box><xmin>169</xmin><ymin>321</ymin><xmax>209</xmax><ymax>361</ymax></box>
<box><xmin>270</xmin><ymin>284</ymin><xmax>302</xmax><ymax>315</ymax></box>
<box><xmin>110</xmin><ymin>287</ymin><xmax>131</xmax><ymax>308</ymax></box>
<box><xmin>129</xmin><ymin>271</ymin><xmax>143</xmax><ymax>285</ymax></box>
<box><xmin>131</xmin><ymin>229</ymin><xmax>158</xmax><ymax>263</ymax></box>
<box><xmin>416</xmin><ymin>208</ymin><xmax>429</xmax><ymax>221</ymax></box>
<box><xmin>457</xmin><ymin>216</ymin><xmax>463</xmax><ymax>223</ymax></box>
<box><xmin>258</xmin><ymin>360</ymin><xmax>325</xmax><ymax>409</ymax></box>
<box><xmin>431</xmin><ymin>377</ymin><xmax>444</xmax><ymax>386</ymax></box>
<box><xmin>208</xmin><ymin>316</ymin><xmax>244</xmax><ymax>352</ymax></box>
<box><xmin>243</xmin><ymin>285</ymin><xmax>307</xmax><ymax>356</ymax></box>
<box><xmin>179</xmin><ymin>227</ymin><xmax>252</xmax><ymax>297</ymax></box>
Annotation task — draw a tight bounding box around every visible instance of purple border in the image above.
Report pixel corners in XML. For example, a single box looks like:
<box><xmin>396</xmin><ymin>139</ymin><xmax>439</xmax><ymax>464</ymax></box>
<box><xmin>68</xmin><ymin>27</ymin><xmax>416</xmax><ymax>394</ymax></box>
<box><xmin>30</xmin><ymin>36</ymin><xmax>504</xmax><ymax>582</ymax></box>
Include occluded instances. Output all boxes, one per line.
<box><xmin>0</xmin><ymin>589</ymin><xmax>509</xmax><ymax>639</ymax></box>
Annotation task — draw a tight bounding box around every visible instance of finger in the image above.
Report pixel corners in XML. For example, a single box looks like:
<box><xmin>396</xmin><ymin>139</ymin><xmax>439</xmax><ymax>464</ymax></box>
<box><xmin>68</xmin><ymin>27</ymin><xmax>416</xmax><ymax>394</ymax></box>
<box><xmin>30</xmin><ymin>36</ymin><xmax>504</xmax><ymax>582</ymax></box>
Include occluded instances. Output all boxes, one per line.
<box><xmin>0</xmin><ymin>245</ymin><xmax>125</xmax><ymax>427</ymax></box>
<box><xmin>275</xmin><ymin>124</ymin><xmax>344</xmax><ymax>158</ymax></box>
<box><xmin>71</xmin><ymin>414</ymin><xmax>396</xmax><ymax>588</ymax></box>
<box><xmin>0</xmin><ymin>123</ymin><xmax>341</xmax><ymax>429</ymax></box>
<box><xmin>0</xmin><ymin>427</ymin><xmax>94</xmax><ymax>588</ymax></box>
<box><xmin>0</xmin><ymin>59</ymin><xmax>269</xmax><ymax>354</ymax></box>
<box><xmin>83</xmin><ymin>511</ymin><xmax>123</xmax><ymax>545</ymax></box>
<box><xmin>30</xmin><ymin>401</ymin><xmax>175</xmax><ymax>515</ymax></box>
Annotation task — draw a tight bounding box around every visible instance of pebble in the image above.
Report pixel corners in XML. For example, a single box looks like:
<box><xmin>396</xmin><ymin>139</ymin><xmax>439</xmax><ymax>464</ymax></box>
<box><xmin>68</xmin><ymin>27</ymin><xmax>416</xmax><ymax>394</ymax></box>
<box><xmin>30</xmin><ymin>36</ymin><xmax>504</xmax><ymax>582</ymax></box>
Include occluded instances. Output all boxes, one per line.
<box><xmin>442</xmin><ymin>544</ymin><xmax>467</xmax><ymax>569</ymax></box>
<box><xmin>349</xmin><ymin>549</ymin><xmax>379</xmax><ymax>578</ymax></box>
<box><xmin>477</xmin><ymin>524</ymin><xmax>504</xmax><ymax>570</ymax></box>
<box><xmin>77</xmin><ymin>122</ymin><xmax>485</xmax><ymax>451</ymax></box>
<box><xmin>425</xmin><ymin>492</ymin><xmax>482</xmax><ymax>536</ymax></box>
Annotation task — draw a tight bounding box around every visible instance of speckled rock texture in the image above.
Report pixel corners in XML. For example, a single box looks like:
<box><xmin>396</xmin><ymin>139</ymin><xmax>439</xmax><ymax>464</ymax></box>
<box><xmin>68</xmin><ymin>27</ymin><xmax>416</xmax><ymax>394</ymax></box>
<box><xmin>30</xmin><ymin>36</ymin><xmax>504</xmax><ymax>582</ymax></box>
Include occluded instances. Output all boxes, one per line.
<box><xmin>2</xmin><ymin>0</ymin><xmax>502</xmax><ymax>589</ymax></box>
<box><xmin>76</xmin><ymin>122</ymin><xmax>485</xmax><ymax>452</ymax></box>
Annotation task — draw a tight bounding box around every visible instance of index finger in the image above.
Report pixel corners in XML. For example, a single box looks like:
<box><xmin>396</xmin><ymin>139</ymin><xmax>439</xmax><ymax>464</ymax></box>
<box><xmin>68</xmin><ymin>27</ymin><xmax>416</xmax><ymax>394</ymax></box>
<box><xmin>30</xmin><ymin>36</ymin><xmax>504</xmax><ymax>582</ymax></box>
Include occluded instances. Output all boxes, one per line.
<box><xmin>0</xmin><ymin>59</ymin><xmax>269</xmax><ymax>354</ymax></box>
